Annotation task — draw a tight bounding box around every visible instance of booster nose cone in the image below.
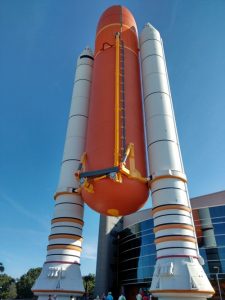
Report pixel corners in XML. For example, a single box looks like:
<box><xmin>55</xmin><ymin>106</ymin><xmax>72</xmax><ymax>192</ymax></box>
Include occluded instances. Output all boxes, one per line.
<box><xmin>140</xmin><ymin>22</ymin><xmax>161</xmax><ymax>46</ymax></box>
<box><xmin>81</xmin><ymin>46</ymin><xmax>94</xmax><ymax>57</ymax></box>
<box><xmin>77</xmin><ymin>47</ymin><xmax>94</xmax><ymax>65</ymax></box>
<box><xmin>144</xmin><ymin>22</ymin><xmax>158</xmax><ymax>31</ymax></box>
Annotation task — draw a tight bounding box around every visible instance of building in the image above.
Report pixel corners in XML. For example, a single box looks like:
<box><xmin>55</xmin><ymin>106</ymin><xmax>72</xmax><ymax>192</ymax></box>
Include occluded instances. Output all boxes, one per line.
<box><xmin>95</xmin><ymin>190</ymin><xmax>225</xmax><ymax>299</ymax></box>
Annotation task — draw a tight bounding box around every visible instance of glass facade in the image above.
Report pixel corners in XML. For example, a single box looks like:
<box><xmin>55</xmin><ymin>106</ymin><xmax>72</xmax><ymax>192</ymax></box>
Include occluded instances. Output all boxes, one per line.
<box><xmin>118</xmin><ymin>205</ymin><xmax>225</xmax><ymax>298</ymax></box>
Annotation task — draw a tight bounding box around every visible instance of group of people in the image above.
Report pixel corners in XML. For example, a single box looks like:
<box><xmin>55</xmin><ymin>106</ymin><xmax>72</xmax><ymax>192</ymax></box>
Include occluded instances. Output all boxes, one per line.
<box><xmin>94</xmin><ymin>292</ymin><xmax>116</xmax><ymax>300</ymax></box>
<box><xmin>94</xmin><ymin>290</ymin><xmax>152</xmax><ymax>300</ymax></box>
<box><xmin>48</xmin><ymin>295</ymin><xmax>75</xmax><ymax>300</ymax></box>
<box><xmin>136</xmin><ymin>291</ymin><xmax>152</xmax><ymax>300</ymax></box>
<box><xmin>94</xmin><ymin>291</ymin><xmax>124</xmax><ymax>300</ymax></box>
<box><xmin>48</xmin><ymin>290</ymin><xmax>152</xmax><ymax>300</ymax></box>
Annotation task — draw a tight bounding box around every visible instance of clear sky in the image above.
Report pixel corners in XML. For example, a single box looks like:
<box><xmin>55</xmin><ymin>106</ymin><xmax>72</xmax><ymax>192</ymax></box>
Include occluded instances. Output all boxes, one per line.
<box><xmin>0</xmin><ymin>0</ymin><xmax>225</xmax><ymax>279</ymax></box>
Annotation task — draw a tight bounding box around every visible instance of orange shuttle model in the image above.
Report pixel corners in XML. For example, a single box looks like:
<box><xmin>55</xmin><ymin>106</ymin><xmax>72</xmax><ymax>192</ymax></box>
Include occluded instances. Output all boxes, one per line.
<box><xmin>76</xmin><ymin>6</ymin><xmax>149</xmax><ymax>216</ymax></box>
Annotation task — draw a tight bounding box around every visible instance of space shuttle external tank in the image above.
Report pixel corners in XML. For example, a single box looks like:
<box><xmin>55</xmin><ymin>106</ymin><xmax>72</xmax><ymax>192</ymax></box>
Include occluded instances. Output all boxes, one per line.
<box><xmin>76</xmin><ymin>6</ymin><xmax>148</xmax><ymax>216</ymax></box>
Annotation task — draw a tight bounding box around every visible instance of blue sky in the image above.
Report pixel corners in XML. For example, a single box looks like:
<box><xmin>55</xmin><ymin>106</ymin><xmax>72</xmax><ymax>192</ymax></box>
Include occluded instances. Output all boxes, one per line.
<box><xmin>0</xmin><ymin>0</ymin><xmax>225</xmax><ymax>279</ymax></box>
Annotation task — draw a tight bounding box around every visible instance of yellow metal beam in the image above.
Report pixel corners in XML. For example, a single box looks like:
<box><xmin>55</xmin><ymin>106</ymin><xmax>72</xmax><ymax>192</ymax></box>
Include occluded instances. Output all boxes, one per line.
<box><xmin>120</xmin><ymin>143</ymin><xmax>148</xmax><ymax>183</ymax></box>
<box><xmin>114</xmin><ymin>32</ymin><xmax>120</xmax><ymax>166</ymax></box>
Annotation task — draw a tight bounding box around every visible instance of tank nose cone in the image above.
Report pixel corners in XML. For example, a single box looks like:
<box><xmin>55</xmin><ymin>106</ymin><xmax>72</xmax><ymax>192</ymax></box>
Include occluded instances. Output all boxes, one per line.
<box><xmin>96</xmin><ymin>5</ymin><xmax>137</xmax><ymax>35</ymax></box>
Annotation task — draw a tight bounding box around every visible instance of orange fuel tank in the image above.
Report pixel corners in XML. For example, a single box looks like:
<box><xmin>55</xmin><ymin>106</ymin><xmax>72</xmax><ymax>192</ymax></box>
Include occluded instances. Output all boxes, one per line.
<box><xmin>77</xmin><ymin>6</ymin><xmax>148</xmax><ymax>216</ymax></box>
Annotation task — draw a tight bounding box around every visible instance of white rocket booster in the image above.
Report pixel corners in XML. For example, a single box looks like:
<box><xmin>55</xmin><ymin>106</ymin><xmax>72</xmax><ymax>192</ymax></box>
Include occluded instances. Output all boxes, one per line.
<box><xmin>140</xmin><ymin>24</ymin><xmax>214</xmax><ymax>300</ymax></box>
<box><xmin>32</xmin><ymin>47</ymin><xmax>93</xmax><ymax>300</ymax></box>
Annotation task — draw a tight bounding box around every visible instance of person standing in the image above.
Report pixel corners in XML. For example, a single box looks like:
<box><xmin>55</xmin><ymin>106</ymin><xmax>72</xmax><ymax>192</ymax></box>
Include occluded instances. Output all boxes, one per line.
<box><xmin>143</xmin><ymin>292</ymin><xmax>148</xmax><ymax>300</ymax></box>
<box><xmin>136</xmin><ymin>291</ymin><xmax>142</xmax><ymax>300</ymax></box>
<box><xmin>118</xmin><ymin>293</ymin><xmax>126</xmax><ymax>300</ymax></box>
<box><xmin>106</xmin><ymin>292</ymin><xmax>113</xmax><ymax>300</ymax></box>
<box><xmin>101</xmin><ymin>293</ymin><xmax>106</xmax><ymax>300</ymax></box>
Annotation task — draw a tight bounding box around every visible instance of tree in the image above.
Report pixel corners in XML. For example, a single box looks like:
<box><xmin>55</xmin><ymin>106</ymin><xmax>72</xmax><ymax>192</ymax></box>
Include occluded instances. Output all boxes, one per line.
<box><xmin>0</xmin><ymin>263</ymin><xmax>4</xmax><ymax>273</ymax></box>
<box><xmin>0</xmin><ymin>274</ymin><xmax>16</xmax><ymax>299</ymax></box>
<box><xmin>16</xmin><ymin>267</ymin><xmax>41</xmax><ymax>299</ymax></box>
<box><xmin>8</xmin><ymin>282</ymin><xmax>17</xmax><ymax>299</ymax></box>
<box><xmin>83</xmin><ymin>273</ymin><xmax>95</xmax><ymax>296</ymax></box>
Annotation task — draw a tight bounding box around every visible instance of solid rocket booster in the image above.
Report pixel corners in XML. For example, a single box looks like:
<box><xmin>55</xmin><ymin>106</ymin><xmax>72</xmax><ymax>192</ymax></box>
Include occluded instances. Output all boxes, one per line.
<box><xmin>32</xmin><ymin>47</ymin><xmax>93</xmax><ymax>300</ymax></box>
<box><xmin>76</xmin><ymin>6</ymin><xmax>149</xmax><ymax>217</ymax></box>
<box><xmin>140</xmin><ymin>24</ymin><xmax>214</xmax><ymax>299</ymax></box>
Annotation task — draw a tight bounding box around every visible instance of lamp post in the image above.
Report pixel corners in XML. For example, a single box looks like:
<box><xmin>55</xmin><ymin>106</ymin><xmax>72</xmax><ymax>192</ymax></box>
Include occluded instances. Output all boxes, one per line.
<box><xmin>213</xmin><ymin>266</ymin><xmax>222</xmax><ymax>300</ymax></box>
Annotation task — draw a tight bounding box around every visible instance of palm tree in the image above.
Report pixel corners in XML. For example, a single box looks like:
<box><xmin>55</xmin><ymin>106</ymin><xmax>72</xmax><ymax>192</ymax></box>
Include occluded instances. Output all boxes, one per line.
<box><xmin>83</xmin><ymin>274</ymin><xmax>95</xmax><ymax>295</ymax></box>
<box><xmin>0</xmin><ymin>262</ymin><xmax>4</xmax><ymax>273</ymax></box>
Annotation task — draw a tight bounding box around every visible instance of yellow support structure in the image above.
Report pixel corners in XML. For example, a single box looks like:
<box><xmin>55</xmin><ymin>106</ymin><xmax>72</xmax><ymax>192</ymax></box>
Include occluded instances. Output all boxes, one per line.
<box><xmin>83</xmin><ymin>178</ymin><xmax>94</xmax><ymax>193</ymax></box>
<box><xmin>80</xmin><ymin>152</ymin><xmax>87</xmax><ymax>171</ymax></box>
<box><xmin>114</xmin><ymin>32</ymin><xmax>120</xmax><ymax>166</ymax></box>
<box><xmin>120</xmin><ymin>143</ymin><xmax>148</xmax><ymax>183</ymax></box>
